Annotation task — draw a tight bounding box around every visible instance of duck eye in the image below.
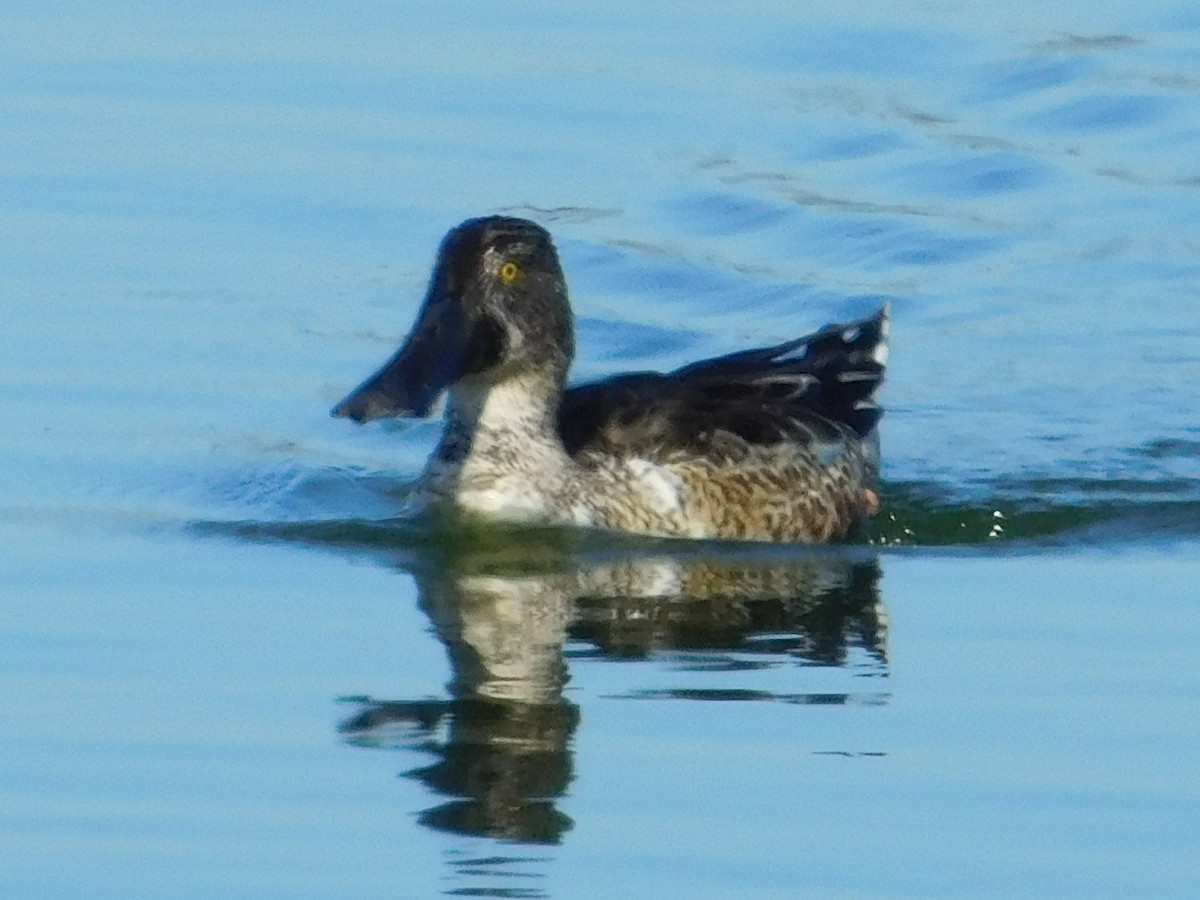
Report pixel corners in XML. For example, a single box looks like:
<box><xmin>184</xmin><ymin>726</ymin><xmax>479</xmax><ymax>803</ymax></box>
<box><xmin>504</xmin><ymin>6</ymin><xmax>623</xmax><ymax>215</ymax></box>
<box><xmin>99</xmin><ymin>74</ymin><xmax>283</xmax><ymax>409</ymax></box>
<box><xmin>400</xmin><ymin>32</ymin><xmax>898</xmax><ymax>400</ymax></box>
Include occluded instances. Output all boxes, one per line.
<box><xmin>499</xmin><ymin>261</ymin><xmax>520</xmax><ymax>284</ymax></box>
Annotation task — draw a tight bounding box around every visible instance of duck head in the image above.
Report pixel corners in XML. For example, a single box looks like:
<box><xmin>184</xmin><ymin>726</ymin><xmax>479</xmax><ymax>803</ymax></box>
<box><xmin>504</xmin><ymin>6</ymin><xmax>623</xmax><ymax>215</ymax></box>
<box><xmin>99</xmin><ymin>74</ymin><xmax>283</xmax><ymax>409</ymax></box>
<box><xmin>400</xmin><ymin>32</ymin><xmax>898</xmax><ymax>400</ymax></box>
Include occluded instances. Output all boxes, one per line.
<box><xmin>332</xmin><ymin>216</ymin><xmax>575</xmax><ymax>422</ymax></box>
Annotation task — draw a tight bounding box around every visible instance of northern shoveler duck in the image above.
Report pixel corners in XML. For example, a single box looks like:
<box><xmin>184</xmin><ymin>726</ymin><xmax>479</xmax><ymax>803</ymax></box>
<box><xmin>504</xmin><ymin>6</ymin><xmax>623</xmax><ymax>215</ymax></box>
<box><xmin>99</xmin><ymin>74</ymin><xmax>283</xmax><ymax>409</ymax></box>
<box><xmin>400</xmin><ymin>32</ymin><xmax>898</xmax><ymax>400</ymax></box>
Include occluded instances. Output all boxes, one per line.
<box><xmin>333</xmin><ymin>216</ymin><xmax>888</xmax><ymax>543</ymax></box>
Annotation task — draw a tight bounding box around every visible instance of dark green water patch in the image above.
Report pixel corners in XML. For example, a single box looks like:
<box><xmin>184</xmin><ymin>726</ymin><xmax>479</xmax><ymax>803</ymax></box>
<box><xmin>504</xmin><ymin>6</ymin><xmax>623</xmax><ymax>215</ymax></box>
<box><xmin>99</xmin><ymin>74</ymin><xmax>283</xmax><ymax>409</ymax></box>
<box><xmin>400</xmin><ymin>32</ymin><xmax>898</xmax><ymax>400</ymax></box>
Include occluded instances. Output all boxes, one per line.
<box><xmin>867</xmin><ymin>479</ymin><xmax>1200</xmax><ymax>547</ymax></box>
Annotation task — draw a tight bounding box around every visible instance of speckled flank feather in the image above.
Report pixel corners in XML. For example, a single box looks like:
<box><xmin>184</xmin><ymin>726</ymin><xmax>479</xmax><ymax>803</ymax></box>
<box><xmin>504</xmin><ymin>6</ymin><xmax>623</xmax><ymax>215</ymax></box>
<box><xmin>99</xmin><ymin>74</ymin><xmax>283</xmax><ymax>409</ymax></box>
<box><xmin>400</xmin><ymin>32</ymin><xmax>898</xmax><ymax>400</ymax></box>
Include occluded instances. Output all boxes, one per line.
<box><xmin>333</xmin><ymin>216</ymin><xmax>890</xmax><ymax>544</ymax></box>
<box><xmin>565</xmin><ymin>437</ymin><xmax>877</xmax><ymax>542</ymax></box>
<box><xmin>668</xmin><ymin>446</ymin><xmax>876</xmax><ymax>542</ymax></box>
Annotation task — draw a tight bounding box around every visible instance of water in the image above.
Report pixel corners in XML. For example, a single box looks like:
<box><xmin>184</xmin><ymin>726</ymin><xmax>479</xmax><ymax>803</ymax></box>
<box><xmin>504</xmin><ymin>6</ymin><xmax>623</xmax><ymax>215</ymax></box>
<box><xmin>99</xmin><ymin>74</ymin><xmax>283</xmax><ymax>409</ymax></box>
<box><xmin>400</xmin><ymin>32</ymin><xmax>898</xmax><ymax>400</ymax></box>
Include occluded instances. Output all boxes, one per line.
<box><xmin>3</xmin><ymin>1</ymin><xmax>1199</xmax><ymax>897</ymax></box>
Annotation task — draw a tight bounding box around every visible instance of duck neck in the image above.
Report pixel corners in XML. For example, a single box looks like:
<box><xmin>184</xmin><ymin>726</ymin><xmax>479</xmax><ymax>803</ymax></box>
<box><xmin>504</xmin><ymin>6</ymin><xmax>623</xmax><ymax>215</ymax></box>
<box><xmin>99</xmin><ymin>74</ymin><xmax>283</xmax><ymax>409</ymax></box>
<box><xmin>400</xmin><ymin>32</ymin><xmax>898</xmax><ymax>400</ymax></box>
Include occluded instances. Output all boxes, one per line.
<box><xmin>424</xmin><ymin>368</ymin><xmax>576</xmax><ymax>500</ymax></box>
<box><xmin>445</xmin><ymin>369</ymin><xmax>564</xmax><ymax>449</ymax></box>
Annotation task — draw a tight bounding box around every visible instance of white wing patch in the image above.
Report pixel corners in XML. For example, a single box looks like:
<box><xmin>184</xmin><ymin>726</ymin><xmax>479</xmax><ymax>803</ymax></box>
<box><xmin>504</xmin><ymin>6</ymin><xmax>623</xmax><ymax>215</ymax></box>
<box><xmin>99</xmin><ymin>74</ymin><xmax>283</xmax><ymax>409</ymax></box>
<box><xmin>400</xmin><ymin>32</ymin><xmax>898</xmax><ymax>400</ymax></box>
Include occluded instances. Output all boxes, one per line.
<box><xmin>873</xmin><ymin>303</ymin><xmax>890</xmax><ymax>365</ymax></box>
<box><xmin>625</xmin><ymin>458</ymin><xmax>684</xmax><ymax>515</ymax></box>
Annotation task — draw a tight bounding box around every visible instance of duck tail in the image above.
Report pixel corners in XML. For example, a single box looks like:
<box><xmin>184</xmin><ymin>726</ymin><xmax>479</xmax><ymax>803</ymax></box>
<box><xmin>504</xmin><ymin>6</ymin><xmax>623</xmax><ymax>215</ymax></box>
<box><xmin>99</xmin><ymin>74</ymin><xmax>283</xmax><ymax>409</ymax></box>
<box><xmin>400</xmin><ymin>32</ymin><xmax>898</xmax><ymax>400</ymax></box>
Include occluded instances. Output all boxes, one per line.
<box><xmin>730</xmin><ymin>303</ymin><xmax>889</xmax><ymax>440</ymax></box>
<box><xmin>806</xmin><ymin>302</ymin><xmax>889</xmax><ymax>439</ymax></box>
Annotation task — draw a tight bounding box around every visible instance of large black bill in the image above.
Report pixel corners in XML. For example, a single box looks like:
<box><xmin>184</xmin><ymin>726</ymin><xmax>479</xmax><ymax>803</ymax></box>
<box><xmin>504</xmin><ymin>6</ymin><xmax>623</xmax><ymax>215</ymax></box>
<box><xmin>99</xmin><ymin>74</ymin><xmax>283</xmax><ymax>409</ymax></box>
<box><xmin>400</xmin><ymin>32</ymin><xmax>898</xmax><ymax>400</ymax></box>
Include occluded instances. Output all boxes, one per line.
<box><xmin>331</xmin><ymin>294</ymin><xmax>467</xmax><ymax>423</ymax></box>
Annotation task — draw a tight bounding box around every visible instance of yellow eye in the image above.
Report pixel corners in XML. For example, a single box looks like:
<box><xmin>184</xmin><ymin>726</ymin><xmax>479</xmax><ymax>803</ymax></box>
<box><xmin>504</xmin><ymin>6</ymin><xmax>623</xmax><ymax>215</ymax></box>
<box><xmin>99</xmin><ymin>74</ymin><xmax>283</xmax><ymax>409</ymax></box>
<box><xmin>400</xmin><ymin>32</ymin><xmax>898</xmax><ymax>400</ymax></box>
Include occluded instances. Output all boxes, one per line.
<box><xmin>499</xmin><ymin>261</ymin><xmax>520</xmax><ymax>284</ymax></box>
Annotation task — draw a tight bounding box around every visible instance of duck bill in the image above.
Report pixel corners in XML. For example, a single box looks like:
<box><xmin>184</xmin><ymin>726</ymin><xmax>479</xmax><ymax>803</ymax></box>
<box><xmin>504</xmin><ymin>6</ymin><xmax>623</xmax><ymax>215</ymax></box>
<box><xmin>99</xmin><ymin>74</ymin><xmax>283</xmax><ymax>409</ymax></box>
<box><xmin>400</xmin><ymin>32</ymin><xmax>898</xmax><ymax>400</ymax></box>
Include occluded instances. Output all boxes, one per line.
<box><xmin>331</xmin><ymin>291</ymin><xmax>468</xmax><ymax>423</ymax></box>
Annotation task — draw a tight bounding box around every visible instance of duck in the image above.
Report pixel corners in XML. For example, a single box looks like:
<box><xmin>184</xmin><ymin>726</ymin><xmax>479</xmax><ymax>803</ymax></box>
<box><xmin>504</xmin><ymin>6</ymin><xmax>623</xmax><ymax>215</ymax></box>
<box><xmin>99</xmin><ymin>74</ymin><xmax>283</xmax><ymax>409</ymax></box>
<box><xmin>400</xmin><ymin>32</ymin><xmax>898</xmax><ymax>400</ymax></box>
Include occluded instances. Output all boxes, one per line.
<box><xmin>332</xmin><ymin>216</ymin><xmax>888</xmax><ymax>543</ymax></box>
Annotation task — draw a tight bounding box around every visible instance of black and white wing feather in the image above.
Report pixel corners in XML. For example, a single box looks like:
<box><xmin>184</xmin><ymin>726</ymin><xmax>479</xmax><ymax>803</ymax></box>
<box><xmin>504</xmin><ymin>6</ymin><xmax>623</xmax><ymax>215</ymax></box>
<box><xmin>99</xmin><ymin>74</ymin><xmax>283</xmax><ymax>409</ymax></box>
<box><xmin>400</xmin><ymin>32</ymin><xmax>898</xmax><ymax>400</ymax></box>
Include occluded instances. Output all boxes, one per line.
<box><xmin>559</xmin><ymin>305</ymin><xmax>888</xmax><ymax>462</ymax></box>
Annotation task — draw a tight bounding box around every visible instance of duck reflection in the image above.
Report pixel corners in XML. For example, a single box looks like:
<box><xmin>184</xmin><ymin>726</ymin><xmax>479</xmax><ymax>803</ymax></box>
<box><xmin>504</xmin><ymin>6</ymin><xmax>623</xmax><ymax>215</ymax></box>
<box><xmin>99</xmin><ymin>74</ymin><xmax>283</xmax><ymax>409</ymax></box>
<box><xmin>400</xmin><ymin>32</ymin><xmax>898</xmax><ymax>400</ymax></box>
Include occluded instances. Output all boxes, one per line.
<box><xmin>342</xmin><ymin>561</ymin><xmax>580</xmax><ymax>844</ymax></box>
<box><xmin>337</xmin><ymin>537</ymin><xmax>886</xmax><ymax>846</ymax></box>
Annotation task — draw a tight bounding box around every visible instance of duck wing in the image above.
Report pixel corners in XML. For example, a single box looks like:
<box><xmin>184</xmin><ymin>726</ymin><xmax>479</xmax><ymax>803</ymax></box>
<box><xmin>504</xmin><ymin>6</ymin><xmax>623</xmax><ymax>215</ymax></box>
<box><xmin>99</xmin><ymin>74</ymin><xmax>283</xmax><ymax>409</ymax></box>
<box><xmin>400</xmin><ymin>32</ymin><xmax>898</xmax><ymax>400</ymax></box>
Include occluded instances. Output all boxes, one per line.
<box><xmin>559</xmin><ymin>305</ymin><xmax>888</xmax><ymax>462</ymax></box>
